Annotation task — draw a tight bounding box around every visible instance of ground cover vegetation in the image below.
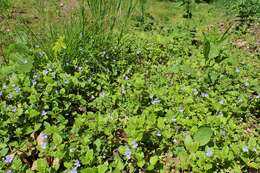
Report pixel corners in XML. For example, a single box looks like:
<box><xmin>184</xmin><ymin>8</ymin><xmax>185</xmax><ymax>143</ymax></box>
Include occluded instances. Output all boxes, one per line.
<box><xmin>0</xmin><ymin>0</ymin><xmax>259</xmax><ymax>172</ymax></box>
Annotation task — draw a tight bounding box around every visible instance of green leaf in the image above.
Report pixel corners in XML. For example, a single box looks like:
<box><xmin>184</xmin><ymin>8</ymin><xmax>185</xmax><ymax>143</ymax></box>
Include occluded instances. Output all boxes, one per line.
<box><xmin>194</xmin><ymin>127</ymin><xmax>213</xmax><ymax>146</ymax></box>
<box><xmin>81</xmin><ymin>149</ymin><xmax>94</xmax><ymax>165</ymax></box>
<box><xmin>36</xmin><ymin>159</ymin><xmax>48</xmax><ymax>172</ymax></box>
<box><xmin>53</xmin><ymin>133</ymin><xmax>63</xmax><ymax>145</ymax></box>
<box><xmin>203</xmin><ymin>36</ymin><xmax>211</xmax><ymax>60</ymax></box>
<box><xmin>97</xmin><ymin>162</ymin><xmax>108</xmax><ymax>173</ymax></box>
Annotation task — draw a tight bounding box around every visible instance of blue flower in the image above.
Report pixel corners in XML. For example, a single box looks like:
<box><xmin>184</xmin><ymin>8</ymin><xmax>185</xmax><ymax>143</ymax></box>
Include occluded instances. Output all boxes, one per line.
<box><xmin>205</xmin><ymin>148</ymin><xmax>213</xmax><ymax>157</ymax></box>
<box><xmin>0</xmin><ymin>91</ymin><xmax>2</xmax><ymax>97</ymax></box>
<box><xmin>242</xmin><ymin>146</ymin><xmax>249</xmax><ymax>153</ymax></box>
<box><xmin>124</xmin><ymin>147</ymin><xmax>131</xmax><ymax>160</ymax></box>
<box><xmin>42</xmin><ymin>133</ymin><xmax>48</xmax><ymax>139</ymax></box>
<box><xmin>12</xmin><ymin>107</ymin><xmax>17</xmax><ymax>113</ymax></box>
<box><xmin>172</xmin><ymin>117</ymin><xmax>177</xmax><ymax>123</ymax></box>
<box><xmin>64</xmin><ymin>80</ymin><xmax>69</xmax><ymax>84</ymax></box>
<box><xmin>15</xmin><ymin>86</ymin><xmax>21</xmax><ymax>93</ymax></box>
<box><xmin>41</xmin><ymin>110</ymin><xmax>48</xmax><ymax>116</ymax></box>
<box><xmin>201</xmin><ymin>92</ymin><xmax>209</xmax><ymax>97</ymax></box>
<box><xmin>32</xmin><ymin>80</ymin><xmax>37</xmax><ymax>86</ymax></box>
<box><xmin>244</xmin><ymin>82</ymin><xmax>249</xmax><ymax>87</ymax></box>
<box><xmin>151</xmin><ymin>98</ymin><xmax>160</xmax><ymax>105</ymax></box>
<box><xmin>43</xmin><ymin>70</ymin><xmax>49</xmax><ymax>75</ymax></box>
<box><xmin>41</xmin><ymin>142</ymin><xmax>47</xmax><ymax>149</ymax></box>
<box><xmin>131</xmin><ymin>141</ymin><xmax>138</xmax><ymax>149</ymax></box>
<box><xmin>192</xmin><ymin>89</ymin><xmax>198</xmax><ymax>95</ymax></box>
<box><xmin>74</xmin><ymin>160</ymin><xmax>81</xmax><ymax>168</ymax></box>
<box><xmin>124</xmin><ymin>76</ymin><xmax>129</xmax><ymax>80</ymax></box>
<box><xmin>219</xmin><ymin>99</ymin><xmax>225</xmax><ymax>105</ymax></box>
<box><xmin>6</xmin><ymin>169</ymin><xmax>13</xmax><ymax>173</ymax></box>
<box><xmin>71</xmin><ymin>167</ymin><xmax>78</xmax><ymax>173</ymax></box>
<box><xmin>179</xmin><ymin>106</ymin><xmax>184</xmax><ymax>113</ymax></box>
<box><xmin>156</xmin><ymin>131</ymin><xmax>161</xmax><ymax>137</ymax></box>
<box><xmin>8</xmin><ymin>94</ymin><xmax>13</xmax><ymax>99</ymax></box>
<box><xmin>33</xmin><ymin>74</ymin><xmax>38</xmax><ymax>79</ymax></box>
<box><xmin>4</xmin><ymin>155</ymin><xmax>13</xmax><ymax>164</ymax></box>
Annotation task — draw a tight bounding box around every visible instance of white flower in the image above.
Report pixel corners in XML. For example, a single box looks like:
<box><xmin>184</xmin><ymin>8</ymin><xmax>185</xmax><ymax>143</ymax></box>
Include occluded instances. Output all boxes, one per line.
<box><xmin>235</xmin><ymin>67</ymin><xmax>240</xmax><ymax>73</ymax></box>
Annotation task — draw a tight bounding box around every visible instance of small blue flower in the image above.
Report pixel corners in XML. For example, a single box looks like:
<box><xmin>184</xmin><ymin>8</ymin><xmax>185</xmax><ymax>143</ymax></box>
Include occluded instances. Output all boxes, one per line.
<box><xmin>242</xmin><ymin>146</ymin><xmax>249</xmax><ymax>153</ymax></box>
<box><xmin>151</xmin><ymin>98</ymin><xmax>160</xmax><ymax>105</ymax></box>
<box><xmin>32</xmin><ymin>80</ymin><xmax>37</xmax><ymax>86</ymax></box>
<box><xmin>244</xmin><ymin>82</ymin><xmax>249</xmax><ymax>87</ymax></box>
<box><xmin>41</xmin><ymin>142</ymin><xmax>47</xmax><ymax>149</ymax></box>
<box><xmin>179</xmin><ymin>106</ymin><xmax>184</xmax><ymax>113</ymax></box>
<box><xmin>8</xmin><ymin>94</ymin><xmax>13</xmax><ymax>99</ymax></box>
<box><xmin>124</xmin><ymin>147</ymin><xmax>131</xmax><ymax>160</ymax></box>
<box><xmin>71</xmin><ymin>167</ymin><xmax>78</xmax><ymax>173</ymax></box>
<box><xmin>131</xmin><ymin>141</ymin><xmax>138</xmax><ymax>149</ymax></box>
<box><xmin>78</xmin><ymin>66</ymin><xmax>83</xmax><ymax>72</ymax></box>
<box><xmin>6</xmin><ymin>169</ymin><xmax>13</xmax><ymax>173</ymax></box>
<box><xmin>43</xmin><ymin>70</ymin><xmax>49</xmax><ymax>75</ymax></box>
<box><xmin>4</xmin><ymin>155</ymin><xmax>13</xmax><ymax>164</ymax></box>
<box><xmin>192</xmin><ymin>89</ymin><xmax>199</xmax><ymax>95</ymax></box>
<box><xmin>0</xmin><ymin>91</ymin><xmax>2</xmax><ymax>97</ymax></box>
<box><xmin>14</xmin><ymin>86</ymin><xmax>21</xmax><ymax>93</ymax></box>
<box><xmin>201</xmin><ymin>92</ymin><xmax>209</xmax><ymax>98</ymax></box>
<box><xmin>12</xmin><ymin>107</ymin><xmax>17</xmax><ymax>113</ymax></box>
<box><xmin>41</xmin><ymin>110</ymin><xmax>48</xmax><ymax>116</ymax></box>
<box><xmin>156</xmin><ymin>131</ymin><xmax>161</xmax><ymax>137</ymax></box>
<box><xmin>219</xmin><ymin>99</ymin><xmax>225</xmax><ymax>105</ymax></box>
<box><xmin>42</xmin><ymin>133</ymin><xmax>48</xmax><ymax>139</ymax></box>
<box><xmin>64</xmin><ymin>80</ymin><xmax>69</xmax><ymax>84</ymax></box>
<box><xmin>33</xmin><ymin>74</ymin><xmax>38</xmax><ymax>79</ymax></box>
<box><xmin>205</xmin><ymin>148</ymin><xmax>213</xmax><ymax>157</ymax></box>
<box><xmin>74</xmin><ymin>160</ymin><xmax>81</xmax><ymax>168</ymax></box>
<box><xmin>124</xmin><ymin>76</ymin><xmax>129</xmax><ymax>80</ymax></box>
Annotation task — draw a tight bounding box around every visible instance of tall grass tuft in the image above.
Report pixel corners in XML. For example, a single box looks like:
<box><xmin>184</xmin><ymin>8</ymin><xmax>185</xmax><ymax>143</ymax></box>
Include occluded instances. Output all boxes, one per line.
<box><xmin>80</xmin><ymin>0</ymin><xmax>138</xmax><ymax>43</ymax></box>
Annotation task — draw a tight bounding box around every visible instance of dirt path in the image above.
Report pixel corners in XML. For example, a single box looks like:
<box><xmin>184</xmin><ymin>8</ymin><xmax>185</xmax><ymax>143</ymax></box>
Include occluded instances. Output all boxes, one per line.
<box><xmin>60</xmin><ymin>0</ymin><xmax>78</xmax><ymax>16</ymax></box>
